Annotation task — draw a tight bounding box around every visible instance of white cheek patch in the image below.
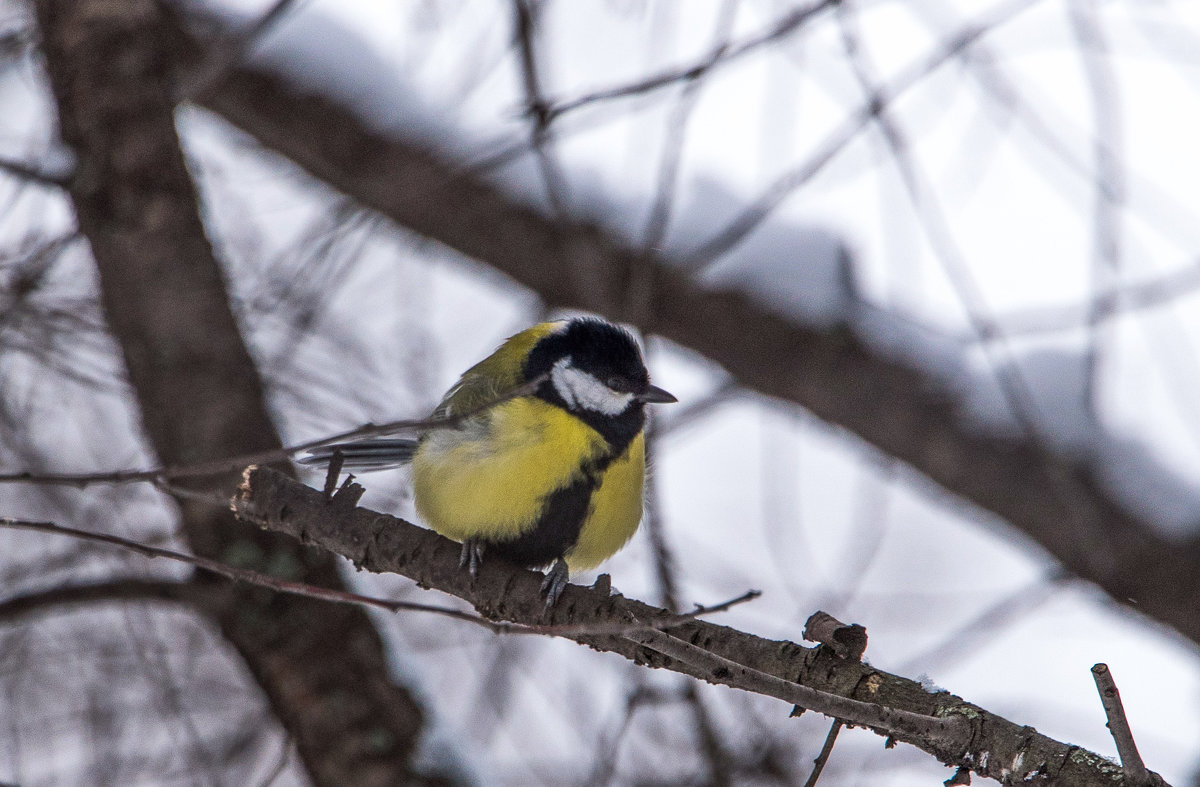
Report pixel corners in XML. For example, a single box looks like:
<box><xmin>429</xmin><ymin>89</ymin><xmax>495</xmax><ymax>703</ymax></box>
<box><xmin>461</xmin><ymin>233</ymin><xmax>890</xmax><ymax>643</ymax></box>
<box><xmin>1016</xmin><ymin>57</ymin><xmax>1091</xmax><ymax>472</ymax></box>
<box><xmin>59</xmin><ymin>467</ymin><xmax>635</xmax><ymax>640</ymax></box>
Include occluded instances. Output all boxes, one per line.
<box><xmin>551</xmin><ymin>357</ymin><xmax>635</xmax><ymax>416</ymax></box>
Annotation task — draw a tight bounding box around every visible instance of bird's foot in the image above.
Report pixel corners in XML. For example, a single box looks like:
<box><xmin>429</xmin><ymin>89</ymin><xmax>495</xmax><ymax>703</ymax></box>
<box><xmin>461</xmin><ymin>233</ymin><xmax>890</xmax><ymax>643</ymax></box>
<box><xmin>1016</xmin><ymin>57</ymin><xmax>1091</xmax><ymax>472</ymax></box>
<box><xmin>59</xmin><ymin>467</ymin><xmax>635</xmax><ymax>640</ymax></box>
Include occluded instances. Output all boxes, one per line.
<box><xmin>459</xmin><ymin>539</ymin><xmax>486</xmax><ymax>578</ymax></box>
<box><xmin>540</xmin><ymin>558</ymin><xmax>570</xmax><ymax>607</ymax></box>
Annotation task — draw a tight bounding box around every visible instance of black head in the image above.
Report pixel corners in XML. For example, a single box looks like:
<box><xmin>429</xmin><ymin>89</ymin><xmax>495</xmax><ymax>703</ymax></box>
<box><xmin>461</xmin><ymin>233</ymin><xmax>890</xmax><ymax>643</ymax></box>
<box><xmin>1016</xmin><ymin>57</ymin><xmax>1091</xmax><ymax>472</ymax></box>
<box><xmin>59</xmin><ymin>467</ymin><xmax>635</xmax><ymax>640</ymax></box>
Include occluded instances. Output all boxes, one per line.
<box><xmin>523</xmin><ymin>318</ymin><xmax>675</xmax><ymax>450</ymax></box>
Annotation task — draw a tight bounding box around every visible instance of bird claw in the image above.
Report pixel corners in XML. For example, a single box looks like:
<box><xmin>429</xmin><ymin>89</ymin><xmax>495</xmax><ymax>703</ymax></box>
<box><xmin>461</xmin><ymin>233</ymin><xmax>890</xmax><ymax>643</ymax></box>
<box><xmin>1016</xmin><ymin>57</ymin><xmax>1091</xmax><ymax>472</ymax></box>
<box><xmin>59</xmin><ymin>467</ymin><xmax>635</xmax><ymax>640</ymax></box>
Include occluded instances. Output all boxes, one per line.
<box><xmin>540</xmin><ymin>558</ymin><xmax>570</xmax><ymax>607</ymax></box>
<box><xmin>459</xmin><ymin>540</ymin><xmax>485</xmax><ymax>578</ymax></box>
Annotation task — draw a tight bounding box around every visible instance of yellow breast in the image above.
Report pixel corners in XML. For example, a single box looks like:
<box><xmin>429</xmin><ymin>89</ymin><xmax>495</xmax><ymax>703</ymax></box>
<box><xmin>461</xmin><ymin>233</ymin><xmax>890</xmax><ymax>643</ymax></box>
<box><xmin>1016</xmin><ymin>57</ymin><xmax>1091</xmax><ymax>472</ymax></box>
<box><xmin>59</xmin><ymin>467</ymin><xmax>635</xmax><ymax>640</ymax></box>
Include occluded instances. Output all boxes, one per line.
<box><xmin>411</xmin><ymin>397</ymin><xmax>645</xmax><ymax>571</ymax></box>
<box><xmin>565</xmin><ymin>432</ymin><xmax>645</xmax><ymax>571</ymax></box>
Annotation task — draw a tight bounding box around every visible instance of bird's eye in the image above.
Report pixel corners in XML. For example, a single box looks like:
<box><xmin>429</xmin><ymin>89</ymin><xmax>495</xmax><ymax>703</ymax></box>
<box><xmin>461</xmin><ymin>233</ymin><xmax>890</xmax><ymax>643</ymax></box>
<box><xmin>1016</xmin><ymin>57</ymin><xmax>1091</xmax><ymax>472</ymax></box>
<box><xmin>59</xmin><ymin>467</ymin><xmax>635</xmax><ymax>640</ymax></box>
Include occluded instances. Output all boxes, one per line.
<box><xmin>606</xmin><ymin>376</ymin><xmax>625</xmax><ymax>391</ymax></box>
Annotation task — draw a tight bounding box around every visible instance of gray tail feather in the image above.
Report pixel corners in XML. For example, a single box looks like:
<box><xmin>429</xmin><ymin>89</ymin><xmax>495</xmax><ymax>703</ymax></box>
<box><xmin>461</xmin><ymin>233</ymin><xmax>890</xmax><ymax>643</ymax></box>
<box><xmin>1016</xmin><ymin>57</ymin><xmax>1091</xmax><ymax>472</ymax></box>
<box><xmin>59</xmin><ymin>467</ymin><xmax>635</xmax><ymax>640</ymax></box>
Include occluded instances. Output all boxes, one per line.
<box><xmin>298</xmin><ymin>438</ymin><xmax>419</xmax><ymax>471</ymax></box>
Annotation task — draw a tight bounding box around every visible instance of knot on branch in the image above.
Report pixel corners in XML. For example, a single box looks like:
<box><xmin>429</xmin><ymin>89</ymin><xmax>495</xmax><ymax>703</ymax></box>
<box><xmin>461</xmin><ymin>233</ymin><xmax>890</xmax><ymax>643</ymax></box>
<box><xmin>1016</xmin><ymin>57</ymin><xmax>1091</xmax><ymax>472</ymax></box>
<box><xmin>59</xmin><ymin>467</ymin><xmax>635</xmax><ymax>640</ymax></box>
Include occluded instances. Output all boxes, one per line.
<box><xmin>804</xmin><ymin>610</ymin><xmax>867</xmax><ymax>661</ymax></box>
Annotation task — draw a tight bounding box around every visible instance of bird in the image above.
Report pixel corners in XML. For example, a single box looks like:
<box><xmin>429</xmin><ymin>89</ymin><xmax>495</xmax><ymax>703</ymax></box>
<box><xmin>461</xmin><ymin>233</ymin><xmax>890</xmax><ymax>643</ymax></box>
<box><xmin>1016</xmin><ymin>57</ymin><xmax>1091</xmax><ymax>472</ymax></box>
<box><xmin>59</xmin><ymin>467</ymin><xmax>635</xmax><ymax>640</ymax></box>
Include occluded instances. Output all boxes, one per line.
<box><xmin>301</xmin><ymin>317</ymin><xmax>677</xmax><ymax>605</ymax></box>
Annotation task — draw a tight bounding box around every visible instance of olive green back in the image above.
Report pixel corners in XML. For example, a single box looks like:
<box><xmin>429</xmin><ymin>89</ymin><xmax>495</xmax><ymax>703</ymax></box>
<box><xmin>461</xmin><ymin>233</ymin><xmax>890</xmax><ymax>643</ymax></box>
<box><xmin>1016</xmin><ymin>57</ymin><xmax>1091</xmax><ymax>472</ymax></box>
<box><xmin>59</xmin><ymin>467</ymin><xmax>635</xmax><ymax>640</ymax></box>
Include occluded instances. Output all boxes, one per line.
<box><xmin>433</xmin><ymin>321</ymin><xmax>562</xmax><ymax>418</ymax></box>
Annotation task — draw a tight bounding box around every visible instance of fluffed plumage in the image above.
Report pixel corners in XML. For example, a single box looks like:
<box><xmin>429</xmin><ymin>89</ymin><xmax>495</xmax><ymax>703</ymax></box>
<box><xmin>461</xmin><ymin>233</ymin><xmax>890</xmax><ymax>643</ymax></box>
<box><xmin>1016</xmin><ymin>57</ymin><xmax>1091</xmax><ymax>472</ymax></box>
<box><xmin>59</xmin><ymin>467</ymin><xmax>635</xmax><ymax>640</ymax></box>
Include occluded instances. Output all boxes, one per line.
<box><xmin>303</xmin><ymin>317</ymin><xmax>675</xmax><ymax>603</ymax></box>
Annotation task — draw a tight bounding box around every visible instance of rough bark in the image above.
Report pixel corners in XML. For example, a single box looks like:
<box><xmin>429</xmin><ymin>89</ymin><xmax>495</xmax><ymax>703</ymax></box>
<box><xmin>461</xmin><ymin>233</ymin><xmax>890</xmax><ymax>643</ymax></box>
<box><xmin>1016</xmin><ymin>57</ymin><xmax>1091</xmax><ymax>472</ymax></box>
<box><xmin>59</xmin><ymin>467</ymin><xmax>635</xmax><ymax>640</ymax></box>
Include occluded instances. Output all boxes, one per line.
<box><xmin>189</xmin><ymin>58</ymin><xmax>1200</xmax><ymax>647</ymax></box>
<box><xmin>33</xmin><ymin>3</ymin><xmax>436</xmax><ymax>784</ymax></box>
<box><xmin>235</xmin><ymin>465</ymin><xmax>1170</xmax><ymax>787</ymax></box>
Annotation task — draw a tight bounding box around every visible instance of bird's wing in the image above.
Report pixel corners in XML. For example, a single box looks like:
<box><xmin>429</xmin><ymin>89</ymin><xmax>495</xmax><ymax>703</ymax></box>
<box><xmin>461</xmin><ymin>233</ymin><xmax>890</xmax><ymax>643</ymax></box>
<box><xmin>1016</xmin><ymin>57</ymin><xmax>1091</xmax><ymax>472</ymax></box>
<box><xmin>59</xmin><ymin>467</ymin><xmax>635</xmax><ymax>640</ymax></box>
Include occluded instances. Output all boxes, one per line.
<box><xmin>433</xmin><ymin>321</ymin><xmax>563</xmax><ymax>418</ymax></box>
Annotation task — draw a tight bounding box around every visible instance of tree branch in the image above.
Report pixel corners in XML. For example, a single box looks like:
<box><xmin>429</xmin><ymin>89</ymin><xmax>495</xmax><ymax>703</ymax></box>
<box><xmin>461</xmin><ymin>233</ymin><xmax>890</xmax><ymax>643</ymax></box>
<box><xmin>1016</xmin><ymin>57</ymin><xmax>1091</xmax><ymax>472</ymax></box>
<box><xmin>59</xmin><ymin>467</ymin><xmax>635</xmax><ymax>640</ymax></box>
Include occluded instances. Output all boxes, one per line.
<box><xmin>1092</xmin><ymin>663</ymin><xmax>1151</xmax><ymax>786</ymax></box>
<box><xmin>232</xmin><ymin>465</ymin><xmax>1169</xmax><ymax>787</ymax></box>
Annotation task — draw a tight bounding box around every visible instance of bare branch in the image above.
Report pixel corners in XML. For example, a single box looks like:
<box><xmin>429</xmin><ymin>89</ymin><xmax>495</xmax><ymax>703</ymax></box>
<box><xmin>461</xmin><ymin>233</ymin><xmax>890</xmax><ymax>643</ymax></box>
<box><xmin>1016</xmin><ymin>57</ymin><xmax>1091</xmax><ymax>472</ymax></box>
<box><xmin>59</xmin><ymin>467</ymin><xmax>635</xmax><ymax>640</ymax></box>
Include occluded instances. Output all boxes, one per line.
<box><xmin>0</xmin><ymin>578</ymin><xmax>193</xmax><ymax>622</ymax></box>
<box><xmin>0</xmin><ymin>155</ymin><xmax>70</xmax><ymax>187</ymax></box>
<box><xmin>682</xmin><ymin>681</ymin><xmax>733</xmax><ymax>786</ymax></box>
<box><xmin>511</xmin><ymin>0</ymin><xmax>570</xmax><ymax>219</ymax></box>
<box><xmin>637</xmin><ymin>0</ymin><xmax>739</xmax><ymax>255</ymax></box>
<box><xmin>256</xmin><ymin>736</ymin><xmax>295</xmax><ymax>787</ymax></box>
<box><xmin>0</xmin><ymin>514</ymin><xmax>758</xmax><ymax>638</ymax></box>
<box><xmin>0</xmin><ymin>516</ymin><xmax>485</xmax><ymax>621</ymax></box>
<box><xmin>803</xmin><ymin>720</ymin><xmax>842</xmax><ymax>787</ymax></box>
<box><xmin>992</xmin><ymin>260</ymin><xmax>1200</xmax><ymax>338</ymax></box>
<box><xmin>835</xmin><ymin>0</ymin><xmax>1047</xmax><ymax>444</ymax></box>
<box><xmin>680</xmin><ymin>0</ymin><xmax>1042</xmax><ymax>270</ymax></box>
<box><xmin>231</xmin><ymin>465</ymin><xmax>1170</xmax><ymax>785</ymax></box>
<box><xmin>1069</xmin><ymin>0</ymin><xmax>1125</xmax><ymax>420</ymax></box>
<box><xmin>0</xmin><ymin>374</ymin><xmax>547</xmax><ymax>488</ymax></box>
<box><xmin>1091</xmin><ymin>663</ymin><xmax>1152</xmax><ymax>786</ymax></box>
<box><xmin>543</xmin><ymin>0</ymin><xmax>836</xmax><ymax>122</ymax></box>
<box><xmin>897</xmin><ymin>570</ymin><xmax>1070</xmax><ymax>676</ymax></box>
<box><xmin>642</xmin><ymin>432</ymin><xmax>680</xmax><ymax>612</ymax></box>
<box><xmin>626</xmin><ymin>625</ymin><xmax>965</xmax><ymax>745</ymax></box>
<box><xmin>650</xmin><ymin>379</ymin><xmax>739</xmax><ymax>437</ymax></box>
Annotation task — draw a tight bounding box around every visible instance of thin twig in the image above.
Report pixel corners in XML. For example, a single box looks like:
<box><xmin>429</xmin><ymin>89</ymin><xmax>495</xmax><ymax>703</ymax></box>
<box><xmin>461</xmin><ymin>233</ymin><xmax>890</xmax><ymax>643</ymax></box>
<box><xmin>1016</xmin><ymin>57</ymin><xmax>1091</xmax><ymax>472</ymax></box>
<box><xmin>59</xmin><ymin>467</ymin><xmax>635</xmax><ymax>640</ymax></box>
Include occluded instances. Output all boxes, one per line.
<box><xmin>683</xmin><ymin>681</ymin><xmax>733</xmax><ymax>786</ymax></box>
<box><xmin>512</xmin><ymin>590</ymin><xmax>761</xmax><ymax>637</ymax></box>
<box><xmin>897</xmin><ymin>570</ymin><xmax>1068</xmax><ymax>675</ymax></box>
<box><xmin>637</xmin><ymin>0</ymin><xmax>739</xmax><ymax>255</ymax></box>
<box><xmin>642</xmin><ymin>431</ymin><xmax>679</xmax><ymax>611</ymax></box>
<box><xmin>175</xmin><ymin>0</ymin><xmax>304</xmax><ymax>101</ymax></box>
<box><xmin>803</xmin><ymin>720</ymin><xmax>843</xmax><ymax>787</ymax></box>
<box><xmin>991</xmin><ymin>259</ymin><xmax>1200</xmax><ymax>338</ymax></box>
<box><xmin>833</xmin><ymin>0</ymin><xmax>1118</xmax><ymax>572</ymax></box>
<box><xmin>1068</xmin><ymin>0</ymin><xmax>1125</xmax><ymax>421</ymax></box>
<box><xmin>624</xmin><ymin>626</ymin><xmax>967</xmax><ymax>746</ymax></box>
<box><xmin>680</xmin><ymin>0</ymin><xmax>1041</xmax><ymax>270</ymax></box>
<box><xmin>650</xmin><ymin>379</ymin><xmax>739</xmax><ymax>438</ymax></box>
<box><xmin>587</xmin><ymin>678</ymin><xmax>655</xmax><ymax>785</ymax></box>
<box><xmin>0</xmin><ymin>517</ymin><xmax>496</xmax><ymax>625</ymax></box>
<box><xmin>256</xmin><ymin>735</ymin><xmax>294</xmax><ymax>787</ymax></box>
<box><xmin>462</xmin><ymin>0</ymin><xmax>834</xmax><ymax>179</ymax></box>
<box><xmin>0</xmin><ymin>155</ymin><xmax>70</xmax><ymax>187</ymax></box>
<box><xmin>0</xmin><ymin>374</ymin><xmax>548</xmax><ymax>488</ymax></box>
<box><xmin>512</xmin><ymin>0</ymin><xmax>570</xmax><ymax>219</ymax></box>
<box><xmin>151</xmin><ymin>477</ymin><xmax>235</xmax><ymax>508</ymax></box>
<box><xmin>1091</xmin><ymin>663</ymin><xmax>1150</xmax><ymax>786</ymax></box>
<box><xmin>0</xmin><ymin>578</ymin><xmax>193</xmax><ymax>622</ymax></box>
<box><xmin>543</xmin><ymin>0</ymin><xmax>836</xmax><ymax>122</ymax></box>
<box><xmin>688</xmin><ymin>589</ymin><xmax>761</xmax><ymax>617</ymax></box>
<box><xmin>0</xmin><ymin>517</ymin><xmax>758</xmax><ymax>637</ymax></box>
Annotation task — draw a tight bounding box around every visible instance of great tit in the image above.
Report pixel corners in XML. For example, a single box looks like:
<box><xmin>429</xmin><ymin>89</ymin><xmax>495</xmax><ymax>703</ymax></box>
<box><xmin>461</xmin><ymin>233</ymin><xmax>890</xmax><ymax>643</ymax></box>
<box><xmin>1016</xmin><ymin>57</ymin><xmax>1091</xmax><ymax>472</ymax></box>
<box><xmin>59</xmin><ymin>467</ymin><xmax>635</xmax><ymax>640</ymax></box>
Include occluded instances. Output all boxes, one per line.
<box><xmin>303</xmin><ymin>317</ymin><xmax>676</xmax><ymax>605</ymax></box>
